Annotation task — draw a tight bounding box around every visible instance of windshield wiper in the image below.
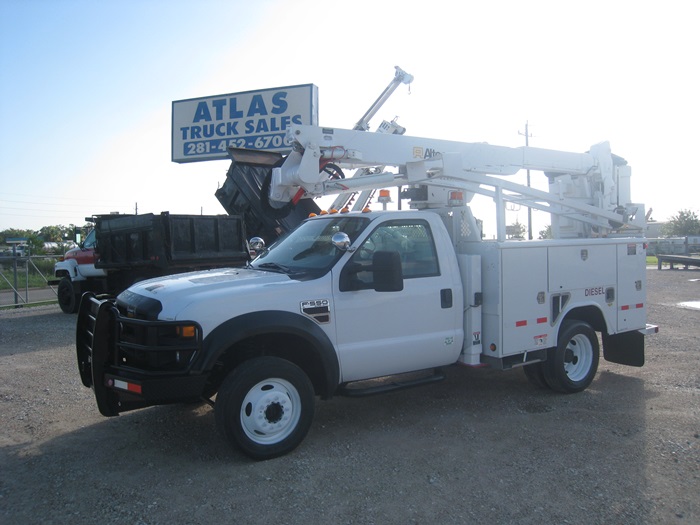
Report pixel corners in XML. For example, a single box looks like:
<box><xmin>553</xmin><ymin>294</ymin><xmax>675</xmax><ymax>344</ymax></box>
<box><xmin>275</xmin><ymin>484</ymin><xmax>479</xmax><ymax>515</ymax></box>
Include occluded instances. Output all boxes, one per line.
<box><xmin>256</xmin><ymin>262</ymin><xmax>293</xmax><ymax>274</ymax></box>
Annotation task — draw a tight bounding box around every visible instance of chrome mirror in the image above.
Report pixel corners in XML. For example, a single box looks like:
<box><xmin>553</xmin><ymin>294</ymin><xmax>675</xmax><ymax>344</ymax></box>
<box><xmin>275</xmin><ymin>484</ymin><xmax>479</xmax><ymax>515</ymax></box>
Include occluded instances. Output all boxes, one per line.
<box><xmin>331</xmin><ymin>232</ymin><xmax>352</xmax><ymax>251</ymax></box>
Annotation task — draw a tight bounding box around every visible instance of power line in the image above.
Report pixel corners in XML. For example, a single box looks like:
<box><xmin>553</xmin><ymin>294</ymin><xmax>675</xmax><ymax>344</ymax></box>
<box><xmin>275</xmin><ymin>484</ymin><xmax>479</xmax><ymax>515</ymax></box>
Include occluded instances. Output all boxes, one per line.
<box><xmin>0</xmin><ymin>194</ymin><xmax>135</xmax><ymax>224</ymax></box>
<box><xmin>1</xmin><ymin>194</ymin><xmax>131</xmax><ymax>206</ymax></box>
<box><xmin>0</xmin><ymin>203</ymin><xmax>132</xmax><ymax>214</ymax></box>
<box><xmin>0</xmin><ymin>209</ymin><xmax>98</xmax><ymax>218</ymax></box>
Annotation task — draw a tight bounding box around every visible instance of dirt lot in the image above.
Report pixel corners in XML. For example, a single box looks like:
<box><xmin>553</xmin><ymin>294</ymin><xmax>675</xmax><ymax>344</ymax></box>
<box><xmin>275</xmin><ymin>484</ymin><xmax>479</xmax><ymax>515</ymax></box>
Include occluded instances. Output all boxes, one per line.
<box><xmin>1</xmin><ymin>268</ymin><xmax>698</xmax><ymax>525</ymax></box>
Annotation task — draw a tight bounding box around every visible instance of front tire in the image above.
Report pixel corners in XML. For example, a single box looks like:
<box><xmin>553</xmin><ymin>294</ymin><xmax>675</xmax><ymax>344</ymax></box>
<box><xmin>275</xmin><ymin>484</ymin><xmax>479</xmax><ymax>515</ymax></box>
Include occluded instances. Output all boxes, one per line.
<box><xmin>544</xmin><ymin>320</ymin><xmax>599</xmax><ymax>393</ymax></box>
<box><xmin>215</xmin><ymin>357</ymin><xmax>315</xmax><ymax>460</ymax></box>
<box><xmin>57</xmin><ymin>277</ymin><xmax>79</xmax><ymax>314</ymax></box>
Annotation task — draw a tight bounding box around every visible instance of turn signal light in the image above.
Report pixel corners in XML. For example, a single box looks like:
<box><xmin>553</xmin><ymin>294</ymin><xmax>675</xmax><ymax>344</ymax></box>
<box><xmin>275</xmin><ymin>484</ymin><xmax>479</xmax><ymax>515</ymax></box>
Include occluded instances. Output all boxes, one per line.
<box><xmin>177</xmin><ymin>325</ymin><xmax>196</xmax><ymax>338</ymax></box>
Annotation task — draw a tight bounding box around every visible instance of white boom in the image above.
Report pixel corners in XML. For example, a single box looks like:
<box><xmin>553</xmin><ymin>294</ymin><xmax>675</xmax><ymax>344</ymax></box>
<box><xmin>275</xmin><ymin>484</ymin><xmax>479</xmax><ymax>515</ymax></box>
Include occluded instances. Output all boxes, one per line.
<box><xmin>352</xmin><ymin>66</ymin><xmax>413</xmax><ymax>132</ymax></box>
<box><xmin>269</xmin><ymin>125</ymin><xmax>645</xmax><ymax>240</ymax></box>
<box><xmin>329</xmin><ymin>65</ymin><xmax>413</xmax><ymax>212</ymax></box>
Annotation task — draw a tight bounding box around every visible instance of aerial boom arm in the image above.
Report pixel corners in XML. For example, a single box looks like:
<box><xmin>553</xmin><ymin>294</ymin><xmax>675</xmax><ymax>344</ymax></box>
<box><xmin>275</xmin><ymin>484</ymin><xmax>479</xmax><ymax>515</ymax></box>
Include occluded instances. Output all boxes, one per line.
<box><xmin>353</xmin><ymin>66</ymin><xmax>413</xmax><ymax>131</ymax></box>
<box><xmin>272</xmin><ymin>125</ymin><xmax>601</xmax><ymax>198</ymax></box>
<box><xmin>269</xmin><ymin>125</ymin><xmax>643</xmax><ymax>239</ymax></box>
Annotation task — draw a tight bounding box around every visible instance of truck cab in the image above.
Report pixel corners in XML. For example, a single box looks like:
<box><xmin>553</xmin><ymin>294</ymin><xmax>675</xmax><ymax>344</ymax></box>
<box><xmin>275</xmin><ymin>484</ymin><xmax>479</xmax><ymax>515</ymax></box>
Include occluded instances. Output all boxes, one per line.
<box><xmin>52</xmin><ymin>229</ymin><xmax>105</xmax><ymax>313</ymax></box>
<box><xmin>77</xmin><ymin>209</ymin><xmax>468</xmax><ymax>458</ymax></box>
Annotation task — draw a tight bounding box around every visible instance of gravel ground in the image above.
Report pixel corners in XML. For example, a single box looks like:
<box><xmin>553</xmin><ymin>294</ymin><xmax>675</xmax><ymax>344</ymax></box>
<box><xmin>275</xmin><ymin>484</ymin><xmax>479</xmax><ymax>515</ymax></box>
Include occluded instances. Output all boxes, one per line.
<box><xmin>1</xmin><ymin>268</ymin><xmax>698</xmax><ymax>525</ymax></box>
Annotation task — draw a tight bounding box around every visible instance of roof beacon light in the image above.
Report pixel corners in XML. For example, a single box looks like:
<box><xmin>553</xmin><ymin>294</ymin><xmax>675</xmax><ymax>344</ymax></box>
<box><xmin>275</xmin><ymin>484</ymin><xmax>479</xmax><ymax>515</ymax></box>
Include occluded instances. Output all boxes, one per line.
<box><xmin>378</xmin><ymin>189</ymin><xmax>392</xmax><ymax>210</ymax></box>
<box><xmin>448</xmin><ymin>191</ymin><xmax>464</xmax><ymax>207</ymax></box>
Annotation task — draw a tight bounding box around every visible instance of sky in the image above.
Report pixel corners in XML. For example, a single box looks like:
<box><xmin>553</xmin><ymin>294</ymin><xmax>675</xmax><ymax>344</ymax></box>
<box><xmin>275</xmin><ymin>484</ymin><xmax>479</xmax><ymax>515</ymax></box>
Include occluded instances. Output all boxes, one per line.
<box><xmin>1</xmin><ymin>0</ymin><xmax>698</xmax><ymax>237</ymax></box>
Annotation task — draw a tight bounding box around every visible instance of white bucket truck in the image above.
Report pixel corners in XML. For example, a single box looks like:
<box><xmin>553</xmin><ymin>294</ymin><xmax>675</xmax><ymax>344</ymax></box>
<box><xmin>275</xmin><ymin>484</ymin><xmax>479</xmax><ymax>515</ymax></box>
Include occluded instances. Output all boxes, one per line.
<box><xmin>77</xmin><ymin>123</ymin><xmax>657</xmax><ymax>460</ymax></box>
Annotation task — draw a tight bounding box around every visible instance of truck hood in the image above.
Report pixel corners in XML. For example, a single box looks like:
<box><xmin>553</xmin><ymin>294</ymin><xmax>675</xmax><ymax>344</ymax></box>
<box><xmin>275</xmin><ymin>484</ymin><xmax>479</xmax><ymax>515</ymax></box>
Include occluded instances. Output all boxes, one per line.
<box><xmin>117</xmin><ymin>267</ymin><xmax>293</xmax><ymax>320</ymax></box>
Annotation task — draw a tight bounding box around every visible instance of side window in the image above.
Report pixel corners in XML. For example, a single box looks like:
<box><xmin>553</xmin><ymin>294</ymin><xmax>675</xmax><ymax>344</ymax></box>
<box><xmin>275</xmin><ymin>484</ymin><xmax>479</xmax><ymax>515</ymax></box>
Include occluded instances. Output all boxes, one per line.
<box><xmin>340</xmin><ymin>220</ymin><xmax>439</xmax><ymax>291</ymax></box>
<box><xmin>83</xmin><ymin>230</ymin><xmax>97</xmax><ymax>249</ymax></box>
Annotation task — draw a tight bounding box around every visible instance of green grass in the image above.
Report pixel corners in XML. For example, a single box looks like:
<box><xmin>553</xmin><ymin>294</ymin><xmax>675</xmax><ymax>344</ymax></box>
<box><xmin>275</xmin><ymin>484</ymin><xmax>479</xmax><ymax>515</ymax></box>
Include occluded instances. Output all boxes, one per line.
<box><xmin>0</xmin><ymin>257</ymin><xmax>57</xmax><ymax>291</ymax></box>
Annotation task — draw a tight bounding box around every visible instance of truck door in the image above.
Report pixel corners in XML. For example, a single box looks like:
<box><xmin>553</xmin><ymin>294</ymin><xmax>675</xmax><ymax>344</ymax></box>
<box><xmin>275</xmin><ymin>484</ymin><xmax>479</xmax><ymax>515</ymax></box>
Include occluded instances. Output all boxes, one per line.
<box><xmin>332</xmin><ymin>218</ymin><xmax>463</xmax><ymax>382</ymax></box>
<box><xmin>75</xmin><ymin>229</ymin><xmax>105</xmax><ymax>277</ymax></box>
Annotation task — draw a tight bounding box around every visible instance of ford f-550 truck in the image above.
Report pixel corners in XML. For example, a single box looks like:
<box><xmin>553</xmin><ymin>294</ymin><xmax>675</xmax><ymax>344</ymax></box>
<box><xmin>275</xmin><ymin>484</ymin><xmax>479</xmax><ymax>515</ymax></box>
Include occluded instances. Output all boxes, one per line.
<box><xmin>76</xmin><ymin>124</ymin><xmax>657</xmax><ymax>460</ymax></box>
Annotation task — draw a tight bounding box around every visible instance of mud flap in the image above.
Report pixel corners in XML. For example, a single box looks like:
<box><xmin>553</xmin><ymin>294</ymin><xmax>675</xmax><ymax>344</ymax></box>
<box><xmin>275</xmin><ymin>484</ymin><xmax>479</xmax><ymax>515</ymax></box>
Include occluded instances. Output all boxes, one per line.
<box><xmin>602</xmin><ymin>330</ymin><xmax>645</xmax><ymax>367</ymax></box>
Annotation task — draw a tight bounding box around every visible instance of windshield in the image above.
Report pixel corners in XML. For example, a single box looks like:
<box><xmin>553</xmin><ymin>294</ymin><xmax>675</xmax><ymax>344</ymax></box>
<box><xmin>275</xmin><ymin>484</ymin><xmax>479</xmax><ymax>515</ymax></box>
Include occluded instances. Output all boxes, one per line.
<box><xmin>251</xmin><ymin>216</ymin><xmax>370</xmax><ymax>278</ymax></box>
<box><xmin>83</xmin><ymin>229</ymin><xmax>97</xmax><ymax>249</ymax></box>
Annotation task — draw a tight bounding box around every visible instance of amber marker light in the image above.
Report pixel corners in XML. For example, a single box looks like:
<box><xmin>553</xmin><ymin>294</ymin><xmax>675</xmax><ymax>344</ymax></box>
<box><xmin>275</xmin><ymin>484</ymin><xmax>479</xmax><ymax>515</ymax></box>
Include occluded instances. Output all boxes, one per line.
<box><xmin>448</xmin><ymin>191</ymin><xmax>464</xmax><ymax>206</ymax></box>
<box><xmin>177</xmin><ymin>325</ymin><xmax>197</xmax><ymax>338</ymax></box>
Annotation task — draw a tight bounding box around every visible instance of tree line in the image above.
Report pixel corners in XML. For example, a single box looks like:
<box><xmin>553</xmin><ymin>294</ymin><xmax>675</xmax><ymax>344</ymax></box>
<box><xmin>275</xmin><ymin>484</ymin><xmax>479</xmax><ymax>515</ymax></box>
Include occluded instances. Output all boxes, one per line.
<box><xmin>659</xmin><ymin>209</ymin><xmax>700</xmax><ymax>236</ymax></box>
<box><xmin>1</xmin><ymin>224</ymin><xmax>92</xmax><ymax>255</ymax></box>
<box><xmin>533</xmin><ymin>209</ymin><xmax>700</xmax><ymax>239</ymax></box>
<box><xmin>2</xmin><ymin>209</ymin><xmax>699</xmax><ymax>254</ymax></box>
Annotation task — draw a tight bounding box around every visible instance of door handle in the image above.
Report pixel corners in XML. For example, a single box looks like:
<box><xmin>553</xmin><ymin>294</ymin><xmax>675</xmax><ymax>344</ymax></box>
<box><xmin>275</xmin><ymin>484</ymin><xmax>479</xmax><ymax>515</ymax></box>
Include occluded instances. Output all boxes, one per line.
<box><xmin>440</xmin><ymin>288</ymin><xmax>453</xmax><ymax>309</ymax></box>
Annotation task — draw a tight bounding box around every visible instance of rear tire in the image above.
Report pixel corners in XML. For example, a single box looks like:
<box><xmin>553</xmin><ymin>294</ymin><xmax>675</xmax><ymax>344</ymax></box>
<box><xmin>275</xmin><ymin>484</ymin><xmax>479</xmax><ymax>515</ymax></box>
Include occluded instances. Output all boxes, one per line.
<box><xmin>57</xmin><ymin>277</ymin><xmax>79</xmax><ymax>314</ymax></box>
<box><xmin>544</xmin><ymin>320</ymin><xmax>599</xmax><ymax>393</ymax></box>
<box><xmin>215</xmin><ymin>357</ymin><xmax>315</xmax><ymax>460</ymax></box>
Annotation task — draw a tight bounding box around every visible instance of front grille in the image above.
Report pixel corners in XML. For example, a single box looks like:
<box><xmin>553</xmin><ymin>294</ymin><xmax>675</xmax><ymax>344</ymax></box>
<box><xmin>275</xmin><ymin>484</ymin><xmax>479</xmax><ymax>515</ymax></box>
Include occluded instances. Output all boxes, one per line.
<box><xmin>77</xmin><ymin>292</ymin><xmax>203</xmax><ymax>376</ymax></box>
<box><xmin>114</xmin><ymin>316</ymin><xmax>202</xmax><ymax>373</ymax></box>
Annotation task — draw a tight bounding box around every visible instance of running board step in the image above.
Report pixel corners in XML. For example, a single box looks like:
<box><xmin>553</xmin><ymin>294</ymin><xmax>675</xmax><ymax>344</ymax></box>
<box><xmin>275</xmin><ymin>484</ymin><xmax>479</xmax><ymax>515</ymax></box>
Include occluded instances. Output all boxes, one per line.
<box><xmin>337</xmin><ymin>368</ymin><xmax>446</xmax><ymax>397</ymax></box>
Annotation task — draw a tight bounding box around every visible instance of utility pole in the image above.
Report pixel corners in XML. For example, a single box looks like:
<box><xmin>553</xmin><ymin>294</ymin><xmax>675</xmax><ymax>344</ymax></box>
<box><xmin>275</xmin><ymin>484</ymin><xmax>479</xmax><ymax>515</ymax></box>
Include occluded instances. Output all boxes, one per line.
<box><xmin>519</xmin><ymin>121</ymin><xmax>533</xmax><ymax>240</ymax></box>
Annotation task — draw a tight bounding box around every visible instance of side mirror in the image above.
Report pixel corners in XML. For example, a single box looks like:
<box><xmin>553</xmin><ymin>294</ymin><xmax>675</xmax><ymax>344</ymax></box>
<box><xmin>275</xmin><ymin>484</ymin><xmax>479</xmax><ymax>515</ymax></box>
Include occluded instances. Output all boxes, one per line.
<box><xmin>332</xmin><ymin>232</ymin><xmax>351</xmax><ymax>251</ymax></box>
<box><xmin>249</xmin><ymin>237</ymin><xmax>265</xmax><ymax>256</ymax></box>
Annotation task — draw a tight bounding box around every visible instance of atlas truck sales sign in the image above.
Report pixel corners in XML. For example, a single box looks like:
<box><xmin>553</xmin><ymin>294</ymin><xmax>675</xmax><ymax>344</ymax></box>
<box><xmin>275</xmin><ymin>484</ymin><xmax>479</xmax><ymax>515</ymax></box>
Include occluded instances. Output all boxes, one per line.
<box><xmin>172</xmin><ymin>84</ymin><xmax>318</xmax><ymax>163</ymax></box>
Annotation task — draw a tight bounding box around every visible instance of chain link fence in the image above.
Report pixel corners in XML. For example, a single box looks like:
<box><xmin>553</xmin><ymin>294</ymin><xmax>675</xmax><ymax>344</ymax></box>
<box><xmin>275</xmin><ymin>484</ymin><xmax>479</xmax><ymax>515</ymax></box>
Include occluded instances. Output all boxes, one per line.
<box><xmin>0</xmin><ymin>255</ymin><xmax>59</xmax><ymax>308</ymax></box>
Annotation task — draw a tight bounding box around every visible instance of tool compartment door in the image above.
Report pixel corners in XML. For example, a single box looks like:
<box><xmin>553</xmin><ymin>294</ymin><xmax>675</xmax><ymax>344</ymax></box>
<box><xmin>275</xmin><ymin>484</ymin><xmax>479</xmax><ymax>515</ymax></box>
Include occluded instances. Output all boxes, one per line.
<box><xmin>501</xmin><ymin>246</ymin><xmax>550</xmax><ymax>356</ymax></box>
<box><xmin>548</xmin><ymin>242</ymin><xmax>618</xmax><ymax>334</ymax></box>
<box><xmin>616</xmin><ymin>241</ymin><xmax>647</xmax><ymax>331</ymax></box>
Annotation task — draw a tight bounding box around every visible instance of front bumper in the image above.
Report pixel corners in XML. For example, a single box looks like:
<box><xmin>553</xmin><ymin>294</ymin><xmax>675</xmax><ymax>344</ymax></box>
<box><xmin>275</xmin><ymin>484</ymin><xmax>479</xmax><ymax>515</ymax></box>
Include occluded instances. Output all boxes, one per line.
<box><xmin>76</xmin><ymin>293</ymin><xmax>207</xmax><ymax>416</ymax></box>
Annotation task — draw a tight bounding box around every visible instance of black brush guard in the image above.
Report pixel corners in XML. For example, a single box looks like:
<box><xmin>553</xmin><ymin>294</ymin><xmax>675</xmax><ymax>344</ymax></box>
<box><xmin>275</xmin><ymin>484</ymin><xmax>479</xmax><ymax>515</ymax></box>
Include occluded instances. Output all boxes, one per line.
<box><xmin>76</xmin><ymin>293</ymin><xmax>208</xmax><ymax>417</ymax></box>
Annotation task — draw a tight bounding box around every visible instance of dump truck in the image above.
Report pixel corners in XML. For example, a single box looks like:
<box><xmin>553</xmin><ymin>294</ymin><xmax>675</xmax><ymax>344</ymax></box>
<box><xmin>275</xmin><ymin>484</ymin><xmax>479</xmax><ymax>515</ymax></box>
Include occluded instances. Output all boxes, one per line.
<box><xmin>51</xmin><ymin>212</ymin><xmax>248</xmax><ymax>313</ymax></box>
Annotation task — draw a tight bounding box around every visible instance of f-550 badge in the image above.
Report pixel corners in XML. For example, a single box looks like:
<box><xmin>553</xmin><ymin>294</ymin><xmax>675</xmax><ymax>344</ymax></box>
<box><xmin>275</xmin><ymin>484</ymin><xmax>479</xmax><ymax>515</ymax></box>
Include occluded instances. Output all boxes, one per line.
<box><xmin>301</xmin><ymin>299</ymin><xmax>331</xmax><ymax>324</ymax></box>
